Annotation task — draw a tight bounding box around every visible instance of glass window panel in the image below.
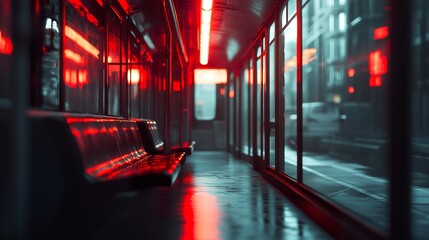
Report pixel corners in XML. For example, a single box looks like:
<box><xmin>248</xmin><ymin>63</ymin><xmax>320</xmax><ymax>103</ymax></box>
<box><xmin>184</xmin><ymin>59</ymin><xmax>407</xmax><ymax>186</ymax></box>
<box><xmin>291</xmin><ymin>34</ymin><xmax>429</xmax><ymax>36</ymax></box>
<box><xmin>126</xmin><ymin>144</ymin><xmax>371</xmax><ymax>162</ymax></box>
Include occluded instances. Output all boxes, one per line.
<box><xmin>195</xmin><ymin>83</ymin><xmax>216</xmax><ymax>120</ymax></box>
<box><xmin>64</xmin><ymin>0</ymin><xmax>104</xmax><ymax>114</ymax></box>
<box><xmin>282</xmin><ymin>18</ymin><xmax>298</xmax><ymax>178</ymax></box>
<box><xmin>288</xmin><ymin>0</ymin><xmax>297</xmax><ymax>20</ymax></box>
<box><xmin>241</xmin><ymin>68</ymin><xmax>249</xmax><ymax>154</ymax></box>
<box><xmin>302</xmin><ymin>0</ymin><xmax>389</xmax><ymax>232</ymax></box>
<box><xmin>107</xmin><ymin>14</ymin><xmax>121</xmax><ymax>116</ymax></box>
<box><xmin>339</xmin><ymin>12</ymin><xmax>347</xmax><ymax>31</ymax></box>
<box><xmin>282</xmin><ymin>6</ymin><xmax>287</xmax><ymax>28</ymax></box>
<box><xmin>411</xmin><ymin>0</ymin><xmax>429</xmax><ymax>238</ymax></box>
<box><xmin>269</xmin><ymin>22</ymin><xmax>275</xmax><ymax>43</ymax></box>
<box><xmin>228</xmin><ymin>74</ymin><xmax>235</xmax><ymax>147</ymax></box>
<box><xmin>128</xmin><ymin>39</ymin><xmax>142</xmax><ymax>118</ymax></box>
<box><xmin>248</xmin><ymin>62</ymin><xmax>253</xmax><ymax>156</ymax></box>
<box><xmin>269</xmin><ymin>43</ymin><xmax>276</xmax><ymax>168</ymax></box>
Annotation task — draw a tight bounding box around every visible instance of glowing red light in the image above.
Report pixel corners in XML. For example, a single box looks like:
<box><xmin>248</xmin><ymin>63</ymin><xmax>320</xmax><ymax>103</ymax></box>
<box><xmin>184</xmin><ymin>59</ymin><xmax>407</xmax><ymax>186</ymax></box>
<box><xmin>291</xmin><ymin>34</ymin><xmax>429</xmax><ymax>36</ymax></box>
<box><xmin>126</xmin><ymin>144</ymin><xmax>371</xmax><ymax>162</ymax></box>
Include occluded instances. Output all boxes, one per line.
<box><xmin>0</xmin><ymin>30</ymin><xmax>13</xmax><ymax>55</ymax></box>
<box><xmin>348</xmin><ymin>68</ymin><xmax>355</xmax><ymax>78</ymax></box>
<box><xmin>369</xmin><ymin>50</ymin><xmax>387</xmax><ymax>75</ymax></box>
<box><xmin>139</xmin><ymin>68</ymin><xmax>148</xmax><ymax>90</ymax></box>
<box><xmin>374</xmin><ymin>26</ymin><xmax>389</xmax><ymax>40</ymax></box>
<box><xmin>173</xmin><ymin>80</ymin><xmax>181</xmax><ymax>92</ymax></box>
<box><xmin>65</xmin><ymin>26</ymin><xmax>100</xmax><ymax>59</ymax></box>
<box><xmin>127</xmin><ymin>68</ymin><xmax>140</xmax><ymax>85</ymax></box>
<box><xmin>78</xmin><ymin>70</ymin><xmax>88</xmax><ymax>85</ymax></box>
<box><xmin>348</xmin><ymin>86</ymin><xmax>355</xmax><ymax>94</ymax></box>
<box><xmin>219</xmin><ymin>87</ymin><xmax>225</xmax><ymax>95</ymax></box>
<box><xmin>65</xmin><ymin>49</ymin><xmax>83</xmax><ymax>64</ymax></box>
<box><xmin>369</xmin><ymin>76</ymin><xmax>383</xmax><ymax>87</ymax></box>
<box><xmin>284</xmin><ymin>48</ymin><xmax>317</xmax><ymax>71</ymax></box>
<box><xmin>65</xmin><ymin>69</ymin><xmax>88</xmax><ymax>88</ymax></box>
<box><xmin>118</xmin><ymin>0</ymin><xmax>132</xmax><ymax>14</ymax></box>
<box><xmin>228</xmin><ymin>90</ymin><xmax>235</xmax><ymax>98</ymax></box>
<box><xmin>68</xmin><ymin>0</ymin><xmax>99</xmax><ymax>26</ymax></box>
<box><xmin>368</xmin><ymin>50</ymin><xmax>387</xmax><ymax>87</ymax></box>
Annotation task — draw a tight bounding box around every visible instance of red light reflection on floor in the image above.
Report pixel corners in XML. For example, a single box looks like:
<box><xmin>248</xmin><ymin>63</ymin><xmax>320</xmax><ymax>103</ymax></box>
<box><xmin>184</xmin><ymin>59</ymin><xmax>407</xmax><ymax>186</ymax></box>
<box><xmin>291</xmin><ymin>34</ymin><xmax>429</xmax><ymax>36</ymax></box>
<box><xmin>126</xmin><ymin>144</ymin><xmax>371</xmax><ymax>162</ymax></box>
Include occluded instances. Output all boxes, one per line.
<box><xmin>181</xmin><ymin>184</ymin><xmax>221</xmax><ymax>240</ymax></box>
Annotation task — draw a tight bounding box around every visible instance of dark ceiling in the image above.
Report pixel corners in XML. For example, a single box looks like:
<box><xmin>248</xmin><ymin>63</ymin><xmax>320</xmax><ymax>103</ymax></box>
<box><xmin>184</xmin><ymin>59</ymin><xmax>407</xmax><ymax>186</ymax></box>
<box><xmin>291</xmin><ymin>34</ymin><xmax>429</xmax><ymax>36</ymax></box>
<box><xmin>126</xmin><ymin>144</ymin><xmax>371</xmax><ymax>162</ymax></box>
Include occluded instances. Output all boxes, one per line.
<box><xmin>126</xmin><ymin>0</ymin><xmax>277</xmax><ymax>68</ymax></box>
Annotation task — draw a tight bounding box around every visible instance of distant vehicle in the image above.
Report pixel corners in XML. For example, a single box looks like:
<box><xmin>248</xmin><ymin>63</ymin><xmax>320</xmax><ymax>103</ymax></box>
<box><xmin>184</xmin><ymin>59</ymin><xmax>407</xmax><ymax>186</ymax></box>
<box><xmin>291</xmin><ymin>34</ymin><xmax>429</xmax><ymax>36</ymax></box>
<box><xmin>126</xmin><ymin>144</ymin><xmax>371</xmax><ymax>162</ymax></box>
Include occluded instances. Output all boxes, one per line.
<box><xmin>286</xmin><ymin>102</ymin><xmax>340</xmax><ymax>140</ymax></box>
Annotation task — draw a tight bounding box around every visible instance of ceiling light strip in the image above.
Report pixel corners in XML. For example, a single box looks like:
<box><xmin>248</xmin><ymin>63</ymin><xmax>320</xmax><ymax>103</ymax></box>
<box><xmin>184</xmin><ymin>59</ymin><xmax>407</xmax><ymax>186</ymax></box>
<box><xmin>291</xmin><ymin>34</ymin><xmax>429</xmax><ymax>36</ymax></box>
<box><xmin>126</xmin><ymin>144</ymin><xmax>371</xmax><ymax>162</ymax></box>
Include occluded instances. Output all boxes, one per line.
<box><xmin>199</xmin><ymin>0</ymin><xmax>213</xmax><ymax>65</ymax></box>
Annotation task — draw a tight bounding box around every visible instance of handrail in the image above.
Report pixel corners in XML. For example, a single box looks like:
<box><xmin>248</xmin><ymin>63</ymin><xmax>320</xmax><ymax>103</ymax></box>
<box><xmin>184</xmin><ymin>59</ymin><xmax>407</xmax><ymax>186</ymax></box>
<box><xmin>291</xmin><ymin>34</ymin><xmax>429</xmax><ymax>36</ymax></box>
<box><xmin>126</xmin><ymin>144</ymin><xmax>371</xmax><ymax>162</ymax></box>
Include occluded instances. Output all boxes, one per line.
<box><xmin>164</xmin><ymin>0</ymin><xmax>189</xmax><ymax>63</ymax></box>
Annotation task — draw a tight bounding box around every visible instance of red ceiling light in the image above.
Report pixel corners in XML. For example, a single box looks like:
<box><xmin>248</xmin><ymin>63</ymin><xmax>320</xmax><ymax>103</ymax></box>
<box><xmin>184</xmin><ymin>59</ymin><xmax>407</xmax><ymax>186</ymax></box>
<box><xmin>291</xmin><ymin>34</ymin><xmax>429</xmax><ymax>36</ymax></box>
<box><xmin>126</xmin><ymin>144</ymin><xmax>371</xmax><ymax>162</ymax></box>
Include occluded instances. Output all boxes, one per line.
<box><xmin>200</xmin><ymin>0</ymin><xmax>213</xmax><ymax>65</ymax></box>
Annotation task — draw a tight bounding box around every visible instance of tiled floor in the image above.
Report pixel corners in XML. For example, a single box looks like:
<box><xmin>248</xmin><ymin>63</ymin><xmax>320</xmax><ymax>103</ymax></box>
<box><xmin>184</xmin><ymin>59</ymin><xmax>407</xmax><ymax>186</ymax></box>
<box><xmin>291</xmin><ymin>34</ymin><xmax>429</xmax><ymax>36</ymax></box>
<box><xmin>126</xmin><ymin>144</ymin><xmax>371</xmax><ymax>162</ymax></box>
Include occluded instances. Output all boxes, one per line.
<box><xmin>89</xmin><ymin>151</ymin><xmax>332</xmax><ymax>240</ymax></box>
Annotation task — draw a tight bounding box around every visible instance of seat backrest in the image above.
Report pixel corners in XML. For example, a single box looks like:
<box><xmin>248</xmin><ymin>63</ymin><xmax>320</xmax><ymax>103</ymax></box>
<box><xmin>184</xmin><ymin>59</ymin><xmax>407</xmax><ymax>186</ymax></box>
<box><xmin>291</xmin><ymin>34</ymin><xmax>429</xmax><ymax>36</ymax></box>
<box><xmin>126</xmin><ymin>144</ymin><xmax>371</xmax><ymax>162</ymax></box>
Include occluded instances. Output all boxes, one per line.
<box><xmin>135</xmin><ymin>119</ymin><xmax>164</xmax><ymax>154</ymax></box>
<box><xmin>65</xmin><ymin>117</ymin><xmax>148</xmax><ymax>180</ymax></box>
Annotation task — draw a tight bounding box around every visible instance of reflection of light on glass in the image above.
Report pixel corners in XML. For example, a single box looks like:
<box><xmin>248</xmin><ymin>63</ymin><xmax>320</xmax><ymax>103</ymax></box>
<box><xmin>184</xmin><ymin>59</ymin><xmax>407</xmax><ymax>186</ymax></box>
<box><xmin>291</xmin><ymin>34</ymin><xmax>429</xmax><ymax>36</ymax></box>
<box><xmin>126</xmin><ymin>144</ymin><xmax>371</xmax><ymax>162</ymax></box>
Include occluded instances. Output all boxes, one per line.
<box><xmin>374</xmin><ymin>26</ymin><xmax>389</xmax><ymax>40</ymax></box>
<box><xmin>118</xmin><ymin>0</ymin><xmax>132</xmax><ymax>14</ymax></box>
<box><xmin>65</xmin><ymin>69</ymin><xmax>88</xmax><ymax>88</ymax></box>
<box><xmin>194</xmin><ymin>69</ymin><xmax>227</xmax><ymax>84</ymax></box>
<box><xmin>219</xmin><ymin>87</ymin><xmax>225</xmax><ymax>95</ymax></box>
<box><xmin>228</xmin><ymin>90</ymin><xmax>235</xmax><ymax>98</ymax></box>
<box><xmin>45</xmin><ymin>18</ymin><xmax>59</xmax><ymax>32</ymax></box>
<box><xmin>68</xmin><ymin>0</ymin><xmax>99</xmax><ymax>26</ymax></box>
<box><xmin>127</xmin><ymin>68</ymin><xmax>140</xmax><ymax>84</ymax></box>
<box><xmin>348</xmin><ymin>68</ymin><xmax>355</xmax><ymax>78</ymax></box>
<box><xmin>368</xmin><ymin>50</ymin><xmax>387</xmax><ymax>87</ymax></box>
<box><xmin>0</xmin><ymin>30</ymin><xmax>13</xmax><ymax>55</ymax></box>
<box><xmin>332</xmin><ymin>94</ymin><xmax>341</xmax><ymax>104</ymax></box>
<box><xmin>65</xmin><ymin>49</ymin><xmax>83</xmax><ymax>64</ymax></box>
<box><xmin>143</xmin><ymin>34</ymin><xmax>156</xmax><ymax>50</ymax></box>
<box><xmin>226</xmin><ymin>38</ymin><xmax>239</xmax><ymax>61</ymax></box>
<box><xmin>269</xmin><ymin>22</ymin><xmax>275</xmax><ymax>42</ymax></box>
<box><xmin>173</xmin><ymin>80</ymin><xmax>181</xmax><ymax>92</ymax></box>
<box><xmin>181</xmin><ymin>188</ymin><xmax>220</xmax><ymax>240</ymax></box>
<box><xmin>65</xmin><ymin>26</ymin><xmax>100</xmax><ymax>59</ymax></box>
<box><xmin>285</xmin><ymin>48</ymin><xmax>317</xmax><ymax>71</ymax></box>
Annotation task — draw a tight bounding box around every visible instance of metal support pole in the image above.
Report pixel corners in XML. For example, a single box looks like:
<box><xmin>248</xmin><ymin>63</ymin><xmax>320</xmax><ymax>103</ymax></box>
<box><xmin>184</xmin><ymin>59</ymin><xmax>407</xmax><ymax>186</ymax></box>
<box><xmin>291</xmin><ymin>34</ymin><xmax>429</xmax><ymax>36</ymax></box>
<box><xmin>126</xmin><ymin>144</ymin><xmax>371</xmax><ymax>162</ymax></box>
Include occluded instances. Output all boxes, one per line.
<box><xmin>296</xmin><ymin>0</ymin><xmax>303</xmax><ymax>183</ymax></box>
<box><xmin>389</xmin><ymin>0</ymin><xmax>412</xmax><ymax>239</ymax></box>
<box><xmin>163</xmin><ymin>0</ymin><xmax>172</xmax><ymax>155</ymax></box>
<box><xmin>2</xmin><ymin>0</ymin><xmax>33</xmax><ymax>238</ymax></box>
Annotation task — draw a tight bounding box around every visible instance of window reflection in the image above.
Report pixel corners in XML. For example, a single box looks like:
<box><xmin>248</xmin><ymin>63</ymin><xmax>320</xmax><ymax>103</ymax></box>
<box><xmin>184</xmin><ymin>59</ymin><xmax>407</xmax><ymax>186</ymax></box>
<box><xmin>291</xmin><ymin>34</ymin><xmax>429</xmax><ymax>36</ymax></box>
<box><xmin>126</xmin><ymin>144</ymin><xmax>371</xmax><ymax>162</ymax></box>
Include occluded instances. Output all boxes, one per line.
<box><xmin>107</xmin><ymin>14</ymin><xmax>121</xmax><ymax>116</ymax></box>
<box><xmin>282</xmin><ymin>16</ymin><xmax>298</xmax><ymax>178</ymax></box>
<box><xmin>302</xmin><ymin>0</ymin><xmax>389</xmax><ymax>231</ymax></box>
<box><xmin>268</xmin><ymin>31</ymin><xmax>275</xmax><ymax>168</ymax></box>
<box><xmin>64</xmin><ymin>0</ymin><xmax>103</xmax><ymax>114</ymax></box>
<box><xmin>411</xmin><ymin>0</ymin><xmax>429</xmax><ymax>238</ymax></box>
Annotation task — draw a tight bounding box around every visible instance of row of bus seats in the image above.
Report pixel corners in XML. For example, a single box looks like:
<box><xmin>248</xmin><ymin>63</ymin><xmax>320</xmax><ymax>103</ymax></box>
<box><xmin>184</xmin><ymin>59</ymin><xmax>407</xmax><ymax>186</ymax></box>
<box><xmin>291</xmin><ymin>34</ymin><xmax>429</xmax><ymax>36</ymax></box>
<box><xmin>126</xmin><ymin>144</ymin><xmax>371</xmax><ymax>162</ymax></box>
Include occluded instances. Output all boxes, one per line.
<box><xmin>25</xmin><ymin>110</ymin><xmax>189</xmax><ymax>238</ymax></box>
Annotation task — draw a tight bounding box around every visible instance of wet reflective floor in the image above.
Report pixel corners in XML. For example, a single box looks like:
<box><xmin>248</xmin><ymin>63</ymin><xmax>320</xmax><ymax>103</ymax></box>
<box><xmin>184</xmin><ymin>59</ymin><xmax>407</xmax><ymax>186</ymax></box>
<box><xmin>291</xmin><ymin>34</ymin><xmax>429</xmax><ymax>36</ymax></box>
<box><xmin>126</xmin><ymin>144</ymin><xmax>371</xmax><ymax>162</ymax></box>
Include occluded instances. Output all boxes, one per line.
<box><xmin>90</xmin><ymin>151</ymin><xmax>332</xmax><ymax>240</ymax></box>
